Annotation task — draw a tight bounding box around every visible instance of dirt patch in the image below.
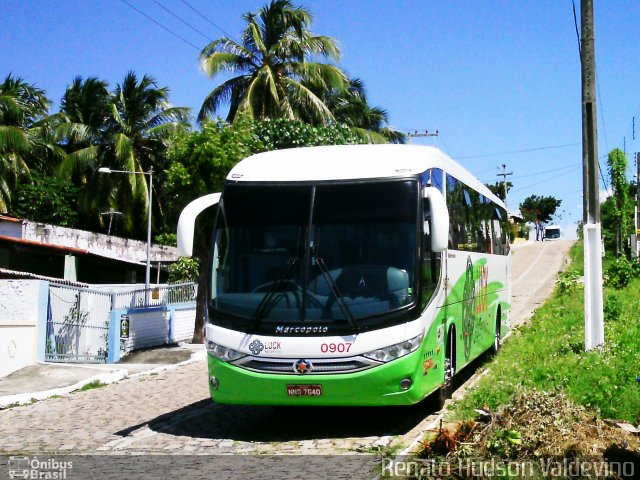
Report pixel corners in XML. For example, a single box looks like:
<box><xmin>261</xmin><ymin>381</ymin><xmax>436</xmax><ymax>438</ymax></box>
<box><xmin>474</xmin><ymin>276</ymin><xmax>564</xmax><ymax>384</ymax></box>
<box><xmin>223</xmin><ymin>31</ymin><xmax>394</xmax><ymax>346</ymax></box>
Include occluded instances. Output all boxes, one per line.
<box><xmin>417</xmin><ymin>389</ymin><xmax>640</xmax><ymax>477</ymax></box>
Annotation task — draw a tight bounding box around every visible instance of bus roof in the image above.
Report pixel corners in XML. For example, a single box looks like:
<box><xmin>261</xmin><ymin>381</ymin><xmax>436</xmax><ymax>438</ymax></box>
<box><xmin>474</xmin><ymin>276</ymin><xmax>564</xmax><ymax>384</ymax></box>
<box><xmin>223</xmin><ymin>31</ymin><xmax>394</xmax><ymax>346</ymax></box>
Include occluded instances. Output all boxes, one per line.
<box><xmin>227</xmin><ymin>144</ymin><xmax>505</xmax><ymax>209</ymax></box>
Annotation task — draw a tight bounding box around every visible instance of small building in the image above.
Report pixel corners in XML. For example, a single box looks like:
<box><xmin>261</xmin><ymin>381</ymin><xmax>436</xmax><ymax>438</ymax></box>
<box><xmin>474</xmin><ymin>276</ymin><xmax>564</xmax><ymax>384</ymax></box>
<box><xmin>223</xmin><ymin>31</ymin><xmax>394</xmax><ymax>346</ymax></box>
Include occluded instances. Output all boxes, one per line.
<box><xmin>0</xmin><ymin>215</ymin><xmax>179</xmax><ymax>284</ymax></box>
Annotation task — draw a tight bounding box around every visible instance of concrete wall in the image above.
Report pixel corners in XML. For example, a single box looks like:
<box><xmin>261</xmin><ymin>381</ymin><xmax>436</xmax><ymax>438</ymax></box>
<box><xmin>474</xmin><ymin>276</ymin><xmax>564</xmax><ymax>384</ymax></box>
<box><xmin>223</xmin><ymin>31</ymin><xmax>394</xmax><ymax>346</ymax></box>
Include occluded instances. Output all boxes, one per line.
<box><xmin>172</xmin><ymin>305</ymin><xmax>197</xmax><ymax>343</ymax></box>
<box><xmin>18</xmin><ymin>221</ymin><xmax>179</xmax><ymax>263</ymax></box>
<box><xmin>107</xmin><ymin>303</ymin><xmax>196</xmax><ymax>362</ymax></box>
<box><xmin>0</xmin><ymin>280</ymin><xmax>47</xmax><ymax>377</ymax></box>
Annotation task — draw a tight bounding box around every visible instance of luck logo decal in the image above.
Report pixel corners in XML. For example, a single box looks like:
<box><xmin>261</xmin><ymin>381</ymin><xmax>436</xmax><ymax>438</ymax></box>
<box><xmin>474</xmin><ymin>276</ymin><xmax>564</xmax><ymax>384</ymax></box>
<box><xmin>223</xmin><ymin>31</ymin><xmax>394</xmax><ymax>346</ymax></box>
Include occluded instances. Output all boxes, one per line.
<box><xmin>249</xmin><ymin>339</ymin><xmax>265</xmax><ymax>355</ymax></box>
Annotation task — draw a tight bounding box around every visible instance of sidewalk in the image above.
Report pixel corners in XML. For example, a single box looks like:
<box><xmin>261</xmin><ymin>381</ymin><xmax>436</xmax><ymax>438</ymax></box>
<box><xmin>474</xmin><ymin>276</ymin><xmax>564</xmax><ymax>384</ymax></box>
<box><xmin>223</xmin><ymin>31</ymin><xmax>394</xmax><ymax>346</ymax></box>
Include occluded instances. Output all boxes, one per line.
<box><xmin>0</xmin><ymin>343</ymin><xmax>205</xmax><ymax>408</ymax></box>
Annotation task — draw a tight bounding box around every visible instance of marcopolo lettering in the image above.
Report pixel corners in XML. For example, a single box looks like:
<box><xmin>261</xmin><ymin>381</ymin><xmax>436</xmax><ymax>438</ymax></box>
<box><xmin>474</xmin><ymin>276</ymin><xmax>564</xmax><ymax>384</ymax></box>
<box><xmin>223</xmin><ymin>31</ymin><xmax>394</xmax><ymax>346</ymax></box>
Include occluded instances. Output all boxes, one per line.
<box><xmin>275</xmin><ymin>325</ymin><xmax>329</xmax><ymax>334</ymax></box>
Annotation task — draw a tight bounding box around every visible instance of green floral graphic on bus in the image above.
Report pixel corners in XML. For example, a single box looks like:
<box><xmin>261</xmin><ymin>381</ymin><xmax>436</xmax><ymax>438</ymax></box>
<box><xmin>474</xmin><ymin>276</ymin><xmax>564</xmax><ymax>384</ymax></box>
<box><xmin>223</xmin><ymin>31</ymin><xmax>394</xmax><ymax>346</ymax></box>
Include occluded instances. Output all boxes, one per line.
<box><xmin>462</xmin><ymin>256</ymin><xmax>476</xmax><ymax>361</ymax></box>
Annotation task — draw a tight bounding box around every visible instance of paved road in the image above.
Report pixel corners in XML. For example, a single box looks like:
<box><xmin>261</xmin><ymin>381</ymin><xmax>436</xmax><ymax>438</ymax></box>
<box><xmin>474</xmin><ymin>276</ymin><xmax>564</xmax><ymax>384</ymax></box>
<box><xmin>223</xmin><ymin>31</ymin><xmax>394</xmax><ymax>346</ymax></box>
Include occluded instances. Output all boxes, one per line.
<box><xmin>0</xmin><ymin>241</ymin><xmax>573</xmax><ymax>461</ymax></box>
<box><xmin>510</xmin><ymin>240</ymin><xmax>574</xmax><ymax>328</ymax></box>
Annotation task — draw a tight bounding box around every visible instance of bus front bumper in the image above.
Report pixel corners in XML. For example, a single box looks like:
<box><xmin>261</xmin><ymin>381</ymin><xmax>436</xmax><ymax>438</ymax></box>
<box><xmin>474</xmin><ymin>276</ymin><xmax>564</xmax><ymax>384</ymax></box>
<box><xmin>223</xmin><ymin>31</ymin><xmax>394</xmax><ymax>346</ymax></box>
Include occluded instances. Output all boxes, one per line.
<box><xmin>206</xmin><ymin>350</ymin><xmax>439</xmax><ymax>406</ymax></box>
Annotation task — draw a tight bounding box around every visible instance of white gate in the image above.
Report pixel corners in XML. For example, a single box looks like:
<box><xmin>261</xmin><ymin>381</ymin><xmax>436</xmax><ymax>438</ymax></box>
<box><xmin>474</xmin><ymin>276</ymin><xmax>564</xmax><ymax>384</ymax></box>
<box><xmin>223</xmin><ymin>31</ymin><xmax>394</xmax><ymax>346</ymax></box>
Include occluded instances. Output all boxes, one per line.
<box><xmin>46</xmin><ymin>285</ymin><xmax>111</xmax><ymax>363</ymax></box>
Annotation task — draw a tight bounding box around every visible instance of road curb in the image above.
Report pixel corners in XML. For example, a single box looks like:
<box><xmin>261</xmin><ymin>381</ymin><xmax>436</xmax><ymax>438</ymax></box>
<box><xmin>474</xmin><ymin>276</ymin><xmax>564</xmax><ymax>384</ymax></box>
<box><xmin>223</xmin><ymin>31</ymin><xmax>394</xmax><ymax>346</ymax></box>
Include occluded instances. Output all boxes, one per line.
<box><xmin>0</xmin><ymin>368</ymin><xmax>127</xmax><ymax>408</ymax></box>
<box><xmin>0</xmin><ymin>347</ymin><xmax>206</xmax><ymax>408</ymax></box>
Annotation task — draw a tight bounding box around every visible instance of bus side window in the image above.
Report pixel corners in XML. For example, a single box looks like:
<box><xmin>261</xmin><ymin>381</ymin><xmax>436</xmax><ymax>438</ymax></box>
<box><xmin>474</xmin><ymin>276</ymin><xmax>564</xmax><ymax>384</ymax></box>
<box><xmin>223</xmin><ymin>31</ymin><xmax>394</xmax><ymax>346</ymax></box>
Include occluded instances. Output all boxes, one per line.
<box><xmin>420</xmin><ymin>194</ymin><xmax>441</xmax><ymax>310</ymax></box>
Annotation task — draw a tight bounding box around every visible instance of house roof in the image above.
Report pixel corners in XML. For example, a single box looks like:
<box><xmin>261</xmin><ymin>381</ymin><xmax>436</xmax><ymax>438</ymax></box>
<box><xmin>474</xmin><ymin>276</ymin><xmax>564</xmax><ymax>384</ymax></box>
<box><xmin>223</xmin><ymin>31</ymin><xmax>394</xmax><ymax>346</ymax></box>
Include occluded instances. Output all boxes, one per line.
<box><xmin>0</xmin><ymin>235</ymin><xmax>147</xmax><ymax>267</ymax></box>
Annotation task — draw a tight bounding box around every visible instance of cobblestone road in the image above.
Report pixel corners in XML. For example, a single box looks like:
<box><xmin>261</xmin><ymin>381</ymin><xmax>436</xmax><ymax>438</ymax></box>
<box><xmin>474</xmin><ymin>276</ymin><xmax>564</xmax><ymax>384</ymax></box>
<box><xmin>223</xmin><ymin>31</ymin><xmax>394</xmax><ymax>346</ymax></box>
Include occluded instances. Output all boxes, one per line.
<box><xmin>0</xmin><ymin>241</ymin><xmax>572</xmax><ymax>460</ymax></box>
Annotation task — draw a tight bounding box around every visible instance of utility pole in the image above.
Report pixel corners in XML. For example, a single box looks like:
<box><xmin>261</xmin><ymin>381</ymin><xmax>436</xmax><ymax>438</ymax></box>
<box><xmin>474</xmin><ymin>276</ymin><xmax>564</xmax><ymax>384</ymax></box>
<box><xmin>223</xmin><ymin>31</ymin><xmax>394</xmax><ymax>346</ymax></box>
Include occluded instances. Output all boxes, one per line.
<box><xmin>497</xmin><ymin>163</ymin><xmax>513</xmax><ymax>211</ymax></box>
<box><xmin>631</xmin><ymin>153</ymin><xmax>640</xmax><ymax>260</ymax></box>
<box><xmin>580</xmin><ymin>0</ymin><xmax>604</xmax><ymax>351</ymax></box>
<box><xmin>407</xmin><ymin>130</ymin><xmax>439</xmax><ymax>144</ymax></box>
<box><xmin>100</xmin><ymin>208</ymin><xmax>123</xmax><ymax>236</ymax></box>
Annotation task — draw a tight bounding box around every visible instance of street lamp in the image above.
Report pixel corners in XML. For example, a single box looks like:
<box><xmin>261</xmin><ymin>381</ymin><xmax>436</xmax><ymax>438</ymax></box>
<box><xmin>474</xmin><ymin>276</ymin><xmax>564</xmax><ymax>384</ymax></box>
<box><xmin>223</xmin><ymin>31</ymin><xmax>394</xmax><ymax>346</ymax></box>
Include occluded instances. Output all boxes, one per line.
<box><xmin>99</xmin><ymin>166</ymin><xmax>154</xmax><ymax>305</ymax></box>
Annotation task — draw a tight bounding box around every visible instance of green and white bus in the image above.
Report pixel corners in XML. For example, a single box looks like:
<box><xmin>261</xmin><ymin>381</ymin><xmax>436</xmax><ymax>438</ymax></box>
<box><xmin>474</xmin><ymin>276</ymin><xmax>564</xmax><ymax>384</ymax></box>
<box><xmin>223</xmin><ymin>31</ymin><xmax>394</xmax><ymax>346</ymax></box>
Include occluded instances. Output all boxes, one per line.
<box><xmin>177</xmin><ymin>144</ymin><xmax>511</xmax><ymax>406</ymax></box>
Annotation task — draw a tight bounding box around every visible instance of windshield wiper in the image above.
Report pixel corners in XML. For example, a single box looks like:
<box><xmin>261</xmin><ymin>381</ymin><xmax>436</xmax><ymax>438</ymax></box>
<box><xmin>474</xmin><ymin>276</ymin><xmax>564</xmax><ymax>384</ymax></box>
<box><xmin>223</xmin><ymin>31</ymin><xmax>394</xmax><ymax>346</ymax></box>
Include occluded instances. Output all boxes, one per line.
<box><xmin>247</xmin><ymin>257</ymin><xmax>298</xmax><ymax>333</ymax></box>
<box><xmin>314</xmin><ymin>255</ymin><xmax>359</xmax><ymax>333</ymax></box>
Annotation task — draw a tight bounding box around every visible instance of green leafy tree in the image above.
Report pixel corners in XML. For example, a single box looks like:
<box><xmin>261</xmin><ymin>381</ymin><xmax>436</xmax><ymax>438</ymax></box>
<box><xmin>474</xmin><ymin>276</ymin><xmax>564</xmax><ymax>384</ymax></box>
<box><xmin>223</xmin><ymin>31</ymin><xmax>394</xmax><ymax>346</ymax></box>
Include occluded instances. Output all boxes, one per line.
<box><xmin>11</xmin><ymin>173</ymin><xmax>79</xmax><ymax>227</ymax></box>
<box><xmin>519</xmin><ymin>195</ymin><xmax>561</xmax><ymax>241</ymax></box>
<box><xmin>100</xmin><ymin>72</ymin><xmax>191</xmax><ymax>236</ymax></box>
<box><xmin>55</xmin><ymin>76</ymin><xmax>111</xmax><ymax>181</ymax></box>
<box><xmin>0</xmin><ymin>74</ymin><xmax>55</xmax><ymax>211</ymax></box>
<box><xmin>198</xmin><ymin>0</ymin><xmax>347</xmax><ymax>124</ymax></box>
<box><xmin>486</xmin><ymin>181</ymin><xmax>513</xmax><ymax>201</ymax></box>
<box><xmin>606</xmin><ymin>148</ymin><xmax>631</xmax><ymax>257</ymax></box>
<box><xmin>251</xmin><ymin>117</ymin><xmax>363</xmax><ymax>150</ymax></box>
<box><xmin>52</xmin><ymin>73</ymin><xmax>190</xmax><ymax>236</ymax></box>
<box><xmin>601</xmin><ymin>181</ymin><xmax>635</xmax><ymax>256</ymax></box>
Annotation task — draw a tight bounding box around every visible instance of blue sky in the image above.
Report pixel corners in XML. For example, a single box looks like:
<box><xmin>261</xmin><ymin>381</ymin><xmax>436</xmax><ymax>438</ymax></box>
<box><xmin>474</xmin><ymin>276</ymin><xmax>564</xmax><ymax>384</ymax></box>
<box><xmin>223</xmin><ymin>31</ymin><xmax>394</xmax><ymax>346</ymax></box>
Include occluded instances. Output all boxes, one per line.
<box><xmin>3</xmin><ymin>0</ymin><xmax>640</xmax><ymax>238</ymax></box>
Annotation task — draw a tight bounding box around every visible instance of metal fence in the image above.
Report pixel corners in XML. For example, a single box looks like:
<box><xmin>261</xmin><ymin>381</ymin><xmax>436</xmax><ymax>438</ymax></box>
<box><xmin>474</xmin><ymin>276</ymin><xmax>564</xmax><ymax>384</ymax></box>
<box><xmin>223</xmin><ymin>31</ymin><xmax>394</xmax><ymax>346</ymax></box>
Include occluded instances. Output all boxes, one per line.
<box><xmin>111</xmin><ymin>282</ymin><xmax>198</xmax><ymax>310</ymax></box>
<box><xmin>46</xmin><ymin>285</ymin><xmax>112</xmax><ymax>363</ymax></box>
<box><xmin>45</xmin><ymin>282</ymin><xmax>197</xmax><ymax>363</ymax></box>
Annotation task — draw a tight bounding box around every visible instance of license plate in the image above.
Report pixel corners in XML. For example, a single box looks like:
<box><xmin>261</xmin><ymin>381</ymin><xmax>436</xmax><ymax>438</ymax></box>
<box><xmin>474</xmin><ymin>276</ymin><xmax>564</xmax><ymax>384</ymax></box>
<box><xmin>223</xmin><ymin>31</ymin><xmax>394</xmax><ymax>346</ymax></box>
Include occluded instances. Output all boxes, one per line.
<box><xmin>286</xmin><ymin>384</ymin><xmax>323</xmax><ymax>396</ymax></box>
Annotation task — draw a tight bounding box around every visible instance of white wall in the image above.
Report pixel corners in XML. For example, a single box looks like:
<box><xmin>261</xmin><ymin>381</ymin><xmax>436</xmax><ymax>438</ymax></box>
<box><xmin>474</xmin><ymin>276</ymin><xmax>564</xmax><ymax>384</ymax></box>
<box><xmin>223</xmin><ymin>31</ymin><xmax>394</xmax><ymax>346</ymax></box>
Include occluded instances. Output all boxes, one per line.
<box><xmin>0</xmin><ymin>280</ymin><xmax>43</xmax><ymax>378</ymax></box>
<box><xmin>123</xmin><ymin>309</ymin><xmax>170</xmax><ymax>352</ymax></box>
<box><xmin>172</xmin><ymin>307</ymin><xmax>196</xmax><ymax>343</ymax></box>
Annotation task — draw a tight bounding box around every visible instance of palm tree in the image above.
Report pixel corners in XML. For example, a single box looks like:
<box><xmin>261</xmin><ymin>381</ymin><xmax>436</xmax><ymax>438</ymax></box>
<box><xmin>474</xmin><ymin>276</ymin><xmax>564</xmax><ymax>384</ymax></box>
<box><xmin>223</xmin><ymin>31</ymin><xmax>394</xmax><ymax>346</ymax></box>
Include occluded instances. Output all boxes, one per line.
<box><xmin>0</xmin><ymin>74</ymin><xmax>51</xmax><ymax>211</ymax></box>
<box><xmin>198</xmin><ymin>0</ymin><xmax>347</xmax><ymax>124</ymax></box>
<box><xmin>53</xmin><ymin>72</ymin><xmax>190</xmax><ymax>236</ymax></box>
<box><xmin>55</xmin><ymin>76</ymin><xmax>111</xmax><ymax>183</ymax></box>
<box><xmin>303</xmin><ymin>77</ymin><xmax>405</xmax><ymax>143</ymax></box>
<box><xmin>101</xmin><ymin>72</ymin><xmax>191</xmax><ymax>235</ymax></box>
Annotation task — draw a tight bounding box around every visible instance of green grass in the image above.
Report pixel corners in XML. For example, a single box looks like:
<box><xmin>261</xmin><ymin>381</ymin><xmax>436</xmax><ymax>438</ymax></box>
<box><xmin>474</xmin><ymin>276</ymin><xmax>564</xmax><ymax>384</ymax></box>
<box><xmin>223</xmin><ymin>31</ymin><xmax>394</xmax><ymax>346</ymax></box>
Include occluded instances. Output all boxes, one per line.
<box><xmin>453</xmin><ymin>243</ymin><xmax>640</xmax><ymax>424</ymax></box>
<box><xmin>77</xmin><ymin>380</ymin><xmax>106</xmax><ymax>392</ymax></box>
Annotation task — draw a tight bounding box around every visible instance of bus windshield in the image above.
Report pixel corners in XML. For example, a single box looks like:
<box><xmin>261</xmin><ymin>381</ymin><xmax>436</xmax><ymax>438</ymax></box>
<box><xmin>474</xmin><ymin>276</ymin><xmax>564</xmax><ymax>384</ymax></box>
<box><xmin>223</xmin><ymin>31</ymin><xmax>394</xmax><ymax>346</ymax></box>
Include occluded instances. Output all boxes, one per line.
<box><xmin>210</xmin><ymin>180</ymin><xmax>419</xmax><ymax>333</ymax></box>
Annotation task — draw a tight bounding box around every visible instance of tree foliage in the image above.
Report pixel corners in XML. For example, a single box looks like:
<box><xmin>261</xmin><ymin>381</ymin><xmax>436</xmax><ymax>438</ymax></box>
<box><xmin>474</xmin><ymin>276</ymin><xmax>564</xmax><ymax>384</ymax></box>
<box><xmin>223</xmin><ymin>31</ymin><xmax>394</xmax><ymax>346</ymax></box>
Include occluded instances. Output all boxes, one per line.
<box><xmin>12</xmin><ymin>173</ymin><xmax>79</xmax><ymax>227</ymax></box>
<box><xmin>520</xmin><ymin>195</ymin><xmax>561</xmax><ymax>240</ymax></box>
<box><xmin>486</xmin><ymin>181</ymin><xmax>513</xmax><ymax>201</ymax></box>
<box><xmin>199</xmin><ymin>0</ymin><xmax>345</xmax><ymax>124</ymax></box>
<box><xmin>520</xmin><ymin>195</ymin><xmax>562</xmax><ymax>224</ymax></box>
<box><xmin>606</xmin><ymin>148</ymin><xmax>631</xmax><ymax>257</ymax></box>
<box><xmin>0</xmin><ymin>74</ymin><xmax>56</xmax><ymax>211</ymax></box>
<box><xmin>600</xmin><ymin>182</ymin><xmax>636</xmax><ymax>256</ymax></box>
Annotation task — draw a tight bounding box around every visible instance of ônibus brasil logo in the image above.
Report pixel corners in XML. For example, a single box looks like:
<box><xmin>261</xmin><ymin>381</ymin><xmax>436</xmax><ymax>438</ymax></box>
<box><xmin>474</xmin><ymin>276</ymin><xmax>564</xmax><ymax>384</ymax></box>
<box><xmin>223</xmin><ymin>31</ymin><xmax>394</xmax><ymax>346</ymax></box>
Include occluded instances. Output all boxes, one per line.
<box><xmin>249</xmin><ymin>339</ymin><xmax>264</xmax><ymax>355</ymax></box>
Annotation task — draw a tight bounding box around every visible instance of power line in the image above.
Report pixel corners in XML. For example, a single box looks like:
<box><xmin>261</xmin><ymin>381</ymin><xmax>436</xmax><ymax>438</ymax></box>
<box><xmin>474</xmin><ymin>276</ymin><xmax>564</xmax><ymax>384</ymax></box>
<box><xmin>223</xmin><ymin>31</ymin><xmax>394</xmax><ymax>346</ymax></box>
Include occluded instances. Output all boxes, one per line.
<box><xmin>119</xmin><ymin>0</ymin><xmax>201</xmax><ymax>51</ymax></box>
<box><xmin>177</xmin><ymin>0</ymin><xmax>236</xmax><ymax>41</ymax></box>
<box><xmin>511</xmin><ymin>165</ymin><xmax>581</xmax><ymax>193</ymax></box>
<box><xmin>455</xmin><ymin>142</ymin><xmax>580</xmax><ymax>160</ymax></box>
<box><xmin>511</xmin><ymin>162</ymin><xmax>578</xmax><ymax>179</ymax></box>
<box><xmin>572</xmin><ymin>0</ymin><xmax>581</xmax><ymax>56</ymax></box>
<box><xmin>151</xmin><ymin>0</ymin><xmax>212</xmax><ymax>42</ymax></box>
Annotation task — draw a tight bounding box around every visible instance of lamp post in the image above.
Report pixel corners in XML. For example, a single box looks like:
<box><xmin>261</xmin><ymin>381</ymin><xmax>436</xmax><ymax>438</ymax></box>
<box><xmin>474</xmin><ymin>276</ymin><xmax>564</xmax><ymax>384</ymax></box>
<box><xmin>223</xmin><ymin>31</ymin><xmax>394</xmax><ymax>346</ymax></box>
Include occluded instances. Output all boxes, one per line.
<box><xmin>98</xmin><ymin>166</ymin><xmax>154</xmax><ymax>305</ymax></box>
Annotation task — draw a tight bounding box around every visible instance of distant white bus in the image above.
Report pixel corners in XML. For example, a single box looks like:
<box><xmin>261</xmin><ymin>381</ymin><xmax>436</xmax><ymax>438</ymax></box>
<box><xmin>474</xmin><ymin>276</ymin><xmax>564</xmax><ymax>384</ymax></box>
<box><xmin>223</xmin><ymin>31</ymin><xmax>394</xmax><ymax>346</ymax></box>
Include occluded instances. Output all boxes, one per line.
<box><xmin>544</xmin><ymin>225</ymin><xmax>561</xmax><ymax>241</ymax></box>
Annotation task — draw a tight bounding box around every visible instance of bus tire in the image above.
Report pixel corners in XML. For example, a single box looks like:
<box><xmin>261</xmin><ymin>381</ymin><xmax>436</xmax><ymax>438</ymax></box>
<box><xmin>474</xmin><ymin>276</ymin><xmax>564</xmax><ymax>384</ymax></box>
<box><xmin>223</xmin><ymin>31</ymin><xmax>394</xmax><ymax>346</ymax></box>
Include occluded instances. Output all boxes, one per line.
<box><xmin>491</xmin><ymin>308</ymin><xmax>502</xmax><ymax>356</ymax></box>
<box><xmin>437</xmin><ymin>329</ymin><xmax>455</xmax><ymax>409</ymax></box>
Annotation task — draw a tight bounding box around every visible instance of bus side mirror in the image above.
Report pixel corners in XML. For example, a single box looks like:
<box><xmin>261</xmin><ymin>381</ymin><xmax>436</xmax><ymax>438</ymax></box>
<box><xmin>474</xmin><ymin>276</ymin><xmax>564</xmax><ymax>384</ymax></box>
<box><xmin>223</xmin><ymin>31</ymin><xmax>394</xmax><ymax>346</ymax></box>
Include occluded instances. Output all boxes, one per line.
<box><xmin>177</xmin><ymin>193</ymin><xmax>221</xmax><ymax>257</ymax></box>
<box><xmin>423</xmin><ymin>187</ymin><xmax>449</xmax><ymax>253</ymax></box>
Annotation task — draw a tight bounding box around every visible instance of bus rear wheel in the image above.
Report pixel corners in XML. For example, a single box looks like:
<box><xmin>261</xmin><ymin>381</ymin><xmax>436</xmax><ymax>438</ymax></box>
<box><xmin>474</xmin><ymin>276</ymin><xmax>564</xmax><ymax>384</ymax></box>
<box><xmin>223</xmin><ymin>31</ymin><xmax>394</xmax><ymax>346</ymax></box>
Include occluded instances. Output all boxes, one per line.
<box><xmin>437</xmin><ymin>331</ymin><xmax>455</xmax><ymax>409</ymax></box>
<box><xmin>491</xmin><ymin>308</ymin><xmax>502</xmax><ymax>355</ymax></box>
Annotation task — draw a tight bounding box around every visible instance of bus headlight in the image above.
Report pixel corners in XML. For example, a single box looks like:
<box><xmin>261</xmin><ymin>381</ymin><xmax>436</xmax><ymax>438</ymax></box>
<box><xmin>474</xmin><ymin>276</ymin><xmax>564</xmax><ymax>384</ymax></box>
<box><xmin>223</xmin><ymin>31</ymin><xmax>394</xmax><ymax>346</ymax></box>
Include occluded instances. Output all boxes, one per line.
<box><xmin>206</xmin><ymin>340</ymin><xmax>245</xmax><ymax>362</ymax></box>
<box><xmin>363</xmin><ymin>332</ymin><xmax>424</xmax><ymax>363</ymax></box>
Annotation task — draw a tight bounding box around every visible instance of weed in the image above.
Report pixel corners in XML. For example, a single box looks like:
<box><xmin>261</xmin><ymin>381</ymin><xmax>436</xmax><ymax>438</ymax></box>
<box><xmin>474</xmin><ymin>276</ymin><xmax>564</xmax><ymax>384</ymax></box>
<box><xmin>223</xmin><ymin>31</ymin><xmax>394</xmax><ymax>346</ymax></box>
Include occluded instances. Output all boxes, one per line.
<box><xmin>78</xmin><ymin>380</ymin><xmax>106</xmax><ymax>392</ymax></box>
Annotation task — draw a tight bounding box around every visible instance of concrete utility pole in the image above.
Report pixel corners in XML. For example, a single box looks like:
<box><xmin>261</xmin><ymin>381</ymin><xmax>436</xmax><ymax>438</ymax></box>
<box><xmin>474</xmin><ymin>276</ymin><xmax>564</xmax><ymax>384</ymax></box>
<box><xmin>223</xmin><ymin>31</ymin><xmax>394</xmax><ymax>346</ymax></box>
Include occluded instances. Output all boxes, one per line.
<box><xmin>407</xmin><ymin>130</ymin><xmax>439</xmax><ymax>144</ymax></box>
<box><xmin>497</xmin><ymin>164</ymin><xmax>513</xmax><ymax>211</ymax></box>
<box><xmin>580</xmin><ymin>0</ymin><xmax>604</xmax><ymax>351</ymax></box>
<box><xmin>634</xmin><ymin>152</ymin><xmax>640</xmax><ymax>259</ymax></box>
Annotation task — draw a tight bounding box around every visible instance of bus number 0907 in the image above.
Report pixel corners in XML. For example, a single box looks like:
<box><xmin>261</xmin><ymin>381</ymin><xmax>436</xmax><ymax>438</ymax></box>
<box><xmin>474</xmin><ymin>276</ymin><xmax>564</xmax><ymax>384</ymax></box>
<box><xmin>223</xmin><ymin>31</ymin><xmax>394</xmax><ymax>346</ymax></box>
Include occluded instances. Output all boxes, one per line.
<box><xmin>320</xmin><ymin>342</ymin><xmax>352</xmax><ymax>353</ymax></box>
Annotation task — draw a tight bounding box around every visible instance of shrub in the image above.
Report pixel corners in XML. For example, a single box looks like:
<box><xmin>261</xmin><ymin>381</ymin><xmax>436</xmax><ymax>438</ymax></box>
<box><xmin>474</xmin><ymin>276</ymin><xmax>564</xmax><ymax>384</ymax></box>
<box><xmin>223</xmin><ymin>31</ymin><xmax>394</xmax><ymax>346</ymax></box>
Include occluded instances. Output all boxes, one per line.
<box><xmin>604</xmin><ymin>257</ymin><xmax>640</xmax><ymax>289</ymax></box>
